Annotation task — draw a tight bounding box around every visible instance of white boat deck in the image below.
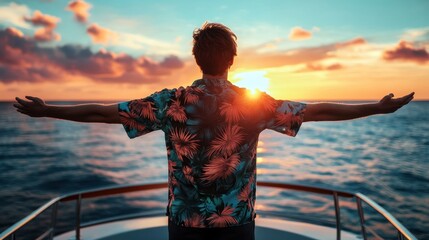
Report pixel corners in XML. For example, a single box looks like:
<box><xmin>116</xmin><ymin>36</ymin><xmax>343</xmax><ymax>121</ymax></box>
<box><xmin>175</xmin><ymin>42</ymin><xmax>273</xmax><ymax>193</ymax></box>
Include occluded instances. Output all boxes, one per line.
<box><xmin>54</xmin><ymin>216</ymin><xmax>360</xmax><ymax>240</ymax></box>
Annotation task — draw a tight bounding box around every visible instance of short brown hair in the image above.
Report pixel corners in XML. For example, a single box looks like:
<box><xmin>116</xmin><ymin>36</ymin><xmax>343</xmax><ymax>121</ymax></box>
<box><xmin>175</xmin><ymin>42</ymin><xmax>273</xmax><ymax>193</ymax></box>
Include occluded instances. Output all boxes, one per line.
<box><xmin>192</xmin><ymin>22</ymin><xmax>237</xmax><ymax>75</ymax></box>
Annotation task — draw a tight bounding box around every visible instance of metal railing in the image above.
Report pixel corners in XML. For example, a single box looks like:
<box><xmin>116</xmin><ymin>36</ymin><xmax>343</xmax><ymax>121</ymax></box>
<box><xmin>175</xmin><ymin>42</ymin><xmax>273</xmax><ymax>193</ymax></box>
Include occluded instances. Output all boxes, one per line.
<box><xmin>0</xmin><ymin>182</ymin><xmax>417</xmax><ymax>240</ymax></box>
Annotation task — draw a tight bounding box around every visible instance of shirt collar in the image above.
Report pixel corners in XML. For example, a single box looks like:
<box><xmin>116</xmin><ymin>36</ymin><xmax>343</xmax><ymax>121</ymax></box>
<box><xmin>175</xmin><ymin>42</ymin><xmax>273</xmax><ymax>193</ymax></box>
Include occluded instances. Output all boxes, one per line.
<box><xmin>191</xmin><ymin>78</ymin><xmax>232</xmax><ymax>88</ymax></box>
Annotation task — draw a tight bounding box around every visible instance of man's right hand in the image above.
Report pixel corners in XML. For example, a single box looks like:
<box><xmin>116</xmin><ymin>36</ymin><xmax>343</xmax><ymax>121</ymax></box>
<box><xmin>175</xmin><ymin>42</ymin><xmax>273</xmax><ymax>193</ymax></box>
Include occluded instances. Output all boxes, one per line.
<box><xmin>14</xmin><ymin>96</ymin><xmax>47</xmax><ymax>117</ymax></box>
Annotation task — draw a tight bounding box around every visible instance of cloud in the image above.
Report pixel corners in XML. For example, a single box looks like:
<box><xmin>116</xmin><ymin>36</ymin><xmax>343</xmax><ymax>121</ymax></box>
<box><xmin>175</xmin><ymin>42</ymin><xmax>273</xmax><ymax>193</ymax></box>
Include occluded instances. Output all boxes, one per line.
<box><xmin>336</xmin><ymin>37</ymin><xmax>366</xmax><ymax>48</ymax></box>
<box><xmin>24</xmin><ymin>10</ymin><xmax>59</xmax><ymax>29</ymax></box>
<box><xmin>401</xmin><ymin>27</ymin><xmax>429</xmax><ymax>42</ymax></box>
<box><xmin>383</xmin><ymin>41</ymin><xmax>429</xmax><ymax>64</ymax></box>
<box><xmin>66</xmin><ymin>0</ymin><xmax>91</xmax><ymax>23</ymax></box>
<box><xmin>24</xmin><ymin>10</ymin><xmax>61</xmax><ymax>42</ymax></box>
<box><xmin>288</xmin><ymin>27</ymin><xmax>312</xmax><ymax>41</ymax></box>
<box><xmin>0</xmin><ymin>3</ymin><xmax>32</xmax><ymax>29</ymax></box>
<box><xmin>237</xmin><ymin>43</ymin><xmax>332</xmax><ymax>69</ymax></box>
<box><xmin>115</xmin><ymin>32</ymin><xmax>181</xmax><ymax>55</ymax></box>
<box><xmin>34</xmin><ymin>28</ymin><xmax>61</xmax><ymax>41</ymax></box>
<box><xmin>235</xmin><ymin>37</ymin><xmax>368</xmax><ymax>70</ymax></box>
<box><xmin>86</xmin><ymin>23</ymin><xmax>117</xmax><ymax>44</ymax></box>
<box><xmin>0</xmin><ymin>28</ymin><xmax>185</xmax><ymax>83</ymax></box>
<box><xmin>297</xmin><ymin>63</ymin><xmax>343</xmax><ymax>72</ymax></box>
<box><xmin>4</xmin><ymin>27</ymin><xmax>23</xmax><ymax>37</ymax></box>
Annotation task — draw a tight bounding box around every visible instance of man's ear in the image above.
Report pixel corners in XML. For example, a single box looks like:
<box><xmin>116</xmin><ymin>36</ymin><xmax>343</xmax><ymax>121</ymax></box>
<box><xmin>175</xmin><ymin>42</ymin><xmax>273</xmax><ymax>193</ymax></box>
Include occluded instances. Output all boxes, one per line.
<box><xmin>228</xmin><ymin>59</ymin><xmax>234</xmax><ymax>68</ymax></box>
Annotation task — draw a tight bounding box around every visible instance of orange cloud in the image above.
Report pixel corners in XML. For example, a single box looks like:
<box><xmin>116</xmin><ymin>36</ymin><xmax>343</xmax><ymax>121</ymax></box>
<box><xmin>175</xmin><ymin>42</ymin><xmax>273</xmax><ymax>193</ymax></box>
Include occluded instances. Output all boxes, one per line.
<box><xmin>383</xmin><ymin>41</ymin><xmax>429</xmax><ymax>64</ymax></box>
<box><xmin>288</xmin><ymin>27</ymin><xmax>312</xmax><ymax>41</ymax></box>
<box><xmin>24</xmin><ymin>10</ymin><xmax>59</xmax><ymax>28</ymax></box>
<box><xmin>34</xmin><ymin>28</ymin><xmax>61</xmax><ymax>41</ymax></box>
<box><xmin>336</xmin><ymin>37</ymin><xmax>367</xmax><ymax>48</ymax></box>
<box><xmin>67</xmin><ymin>0</ymin><xmax>91</xmax><ymax>23</ymax></box>
<box><xmin>24</xmin><ymin>10</ymin><xmax>60</xmax><ymax>42</ymax></box>
<box><xmin>5</xmin><ymin>27</ymin><xmax>23</xmax><ymax>37</ymax></box>
<box><xmin>0</xmin><ymin>28</ymin><xmax>184</xmax><ymax>83</ymax></box>
<box><xmin>86</xmin><ymin>23</ymin><xmax>117</xmax><ymax>44</ymax></box>
<box><xmin>297</xmin><ymin>63</ymin><xmax>343</xmax><ymax>72</ymax></box>
<box><xmin>235</xmin><ymin>37</ymin><xmax>368</xmax><ymax>70</ymax></box>
<box><xmin>237</xmin><ymin>44</ymin><xmax>332</xmax><ymax>69</ymax></box>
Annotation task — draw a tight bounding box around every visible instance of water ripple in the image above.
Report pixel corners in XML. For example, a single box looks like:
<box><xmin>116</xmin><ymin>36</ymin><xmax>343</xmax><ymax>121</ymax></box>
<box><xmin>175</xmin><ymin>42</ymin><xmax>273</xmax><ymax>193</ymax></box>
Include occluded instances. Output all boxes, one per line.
<box><xmin>0</xmin><ymin>102</ymin><xmax>428</xmax><ymax>239</ymax></box>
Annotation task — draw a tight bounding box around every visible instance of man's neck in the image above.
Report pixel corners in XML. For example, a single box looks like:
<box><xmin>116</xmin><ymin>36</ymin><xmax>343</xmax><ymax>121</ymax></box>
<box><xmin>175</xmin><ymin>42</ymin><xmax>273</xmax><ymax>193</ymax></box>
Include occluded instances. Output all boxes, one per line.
<box><xmin>202</xmin><ymin>72</ymin><xmax>228</xmax><ymax>81</ymax></box>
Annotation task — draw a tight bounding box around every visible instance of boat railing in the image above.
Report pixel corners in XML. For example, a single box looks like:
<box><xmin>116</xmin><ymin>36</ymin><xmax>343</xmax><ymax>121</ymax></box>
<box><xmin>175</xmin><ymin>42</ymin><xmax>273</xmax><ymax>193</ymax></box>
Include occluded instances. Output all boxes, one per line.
<box><xmin>0</xmin><ymin>182</ymin><xmax>417</xmax><ymax>240</ymax></box>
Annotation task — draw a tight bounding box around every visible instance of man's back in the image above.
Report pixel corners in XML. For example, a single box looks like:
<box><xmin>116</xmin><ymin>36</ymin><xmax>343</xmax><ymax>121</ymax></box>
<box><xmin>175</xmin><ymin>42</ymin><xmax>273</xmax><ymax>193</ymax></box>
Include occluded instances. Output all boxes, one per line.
<box><xmin>118</xmin><ymin>78</ymin><xmax>306</xmax><ymax>228</ymax></box>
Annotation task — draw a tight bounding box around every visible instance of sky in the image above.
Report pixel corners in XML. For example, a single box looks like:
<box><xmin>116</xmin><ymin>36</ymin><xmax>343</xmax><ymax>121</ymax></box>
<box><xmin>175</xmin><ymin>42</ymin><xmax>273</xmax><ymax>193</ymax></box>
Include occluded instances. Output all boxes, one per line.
<box><xmin>0</xmin><ymin>0</ymin><xmax>428</xmax><ymax>101</ymax></box>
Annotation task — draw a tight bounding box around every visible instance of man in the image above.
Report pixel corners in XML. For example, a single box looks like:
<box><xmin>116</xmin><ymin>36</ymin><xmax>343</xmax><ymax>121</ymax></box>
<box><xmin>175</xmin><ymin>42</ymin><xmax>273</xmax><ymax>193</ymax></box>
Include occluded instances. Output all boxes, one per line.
<box><xmin>14</xmin><ymin>22</ymin><xmax>414</xmax><ymax>240</ymax></box>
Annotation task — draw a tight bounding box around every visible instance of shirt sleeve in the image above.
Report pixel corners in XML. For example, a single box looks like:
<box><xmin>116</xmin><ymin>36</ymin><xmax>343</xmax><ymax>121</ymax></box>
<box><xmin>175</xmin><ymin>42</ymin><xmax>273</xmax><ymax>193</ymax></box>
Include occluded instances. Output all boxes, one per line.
<box><xmin>264</xmin><ymin>98</ymin><xmax>307</xmax><ymax>137</ymax></box>
<box><xmin>118</xmin><ymin>88</ymin><xmax>175</xmax><ymax>139</ymax></box>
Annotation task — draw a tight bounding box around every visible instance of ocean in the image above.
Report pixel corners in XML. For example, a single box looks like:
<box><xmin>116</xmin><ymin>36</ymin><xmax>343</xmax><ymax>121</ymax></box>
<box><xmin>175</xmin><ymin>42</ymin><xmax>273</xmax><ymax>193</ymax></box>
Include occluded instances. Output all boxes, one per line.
<box><xmin>0</xmin><ymin>101</ymin><xmax>428</xmax><ymax>239</ymax></box>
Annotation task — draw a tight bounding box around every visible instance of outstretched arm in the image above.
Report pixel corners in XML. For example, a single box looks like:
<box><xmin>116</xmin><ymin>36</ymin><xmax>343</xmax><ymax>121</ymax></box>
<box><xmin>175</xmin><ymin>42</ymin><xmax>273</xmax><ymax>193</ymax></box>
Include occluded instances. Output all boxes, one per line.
<box><xmin>303</xmin><ymin>92</ymin><xmax>414</xmax><ymax>122</ymax></box>
<box><xmin>13</xmin><ymin>96</ymin><xmax>121</xmax><ymax>124</ymax></box>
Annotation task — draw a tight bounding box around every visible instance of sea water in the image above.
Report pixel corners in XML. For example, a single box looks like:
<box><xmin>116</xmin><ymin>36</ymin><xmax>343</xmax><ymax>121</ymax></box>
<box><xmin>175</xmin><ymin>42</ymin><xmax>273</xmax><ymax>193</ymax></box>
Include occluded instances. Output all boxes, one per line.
<box><xmin>0</xmin><ymin>101</ymin><xmax>428</xmax><ymax>238</ymax></box>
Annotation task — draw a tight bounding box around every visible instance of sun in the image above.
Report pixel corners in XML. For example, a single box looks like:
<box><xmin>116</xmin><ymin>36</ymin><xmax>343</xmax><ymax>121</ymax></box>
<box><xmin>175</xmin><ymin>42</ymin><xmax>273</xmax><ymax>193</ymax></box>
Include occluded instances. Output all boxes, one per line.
<box><xmin>232</xmin><ymin>71</ymin><xmax>270</xmax><ymax>96</ymax></box>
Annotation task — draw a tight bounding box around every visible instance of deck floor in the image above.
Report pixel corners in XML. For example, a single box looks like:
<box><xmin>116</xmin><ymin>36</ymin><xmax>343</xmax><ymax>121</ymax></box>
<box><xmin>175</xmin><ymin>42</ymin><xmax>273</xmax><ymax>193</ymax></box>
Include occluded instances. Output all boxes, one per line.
<box><xmin>54</xmin><ymin>216</ymin><xmax>359</xmax><ymax>240</ymax></box>
<box><xmin>98</xmin><ymin>225</ymin><xmax>316</xmax><ymax>240</ymax></box>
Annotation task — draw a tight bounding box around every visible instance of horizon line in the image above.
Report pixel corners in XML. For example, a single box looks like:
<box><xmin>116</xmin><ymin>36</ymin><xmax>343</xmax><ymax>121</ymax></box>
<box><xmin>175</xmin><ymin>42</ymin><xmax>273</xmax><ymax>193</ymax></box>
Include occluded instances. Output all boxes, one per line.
<box><xmin>1</xmin><ymin>99</ymin><xmax>428</xmax><ymax>103</ymax></box>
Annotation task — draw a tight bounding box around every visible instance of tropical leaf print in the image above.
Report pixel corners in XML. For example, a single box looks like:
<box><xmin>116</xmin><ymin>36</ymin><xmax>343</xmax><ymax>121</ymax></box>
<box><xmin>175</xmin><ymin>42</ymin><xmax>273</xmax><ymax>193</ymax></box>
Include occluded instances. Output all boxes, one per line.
<box><xmin>273</xmin><ymin>112</ymin><xmax>294</xmax><ymax>128</ymax></box>
<box><xmin>168</xmin><ymin>159</ymin><xmax>177</xmax><ymax>173</ymax></box>
<box><xmin>219</xmin><ymin>98</ymin><xmax>247</xmax><ymax>123</ymax></box>
<box><xmin>129</xmin><ymin>100</ymin><xmax>157</xmax><ymax>122</ymax></box>
<box><xmin>238</xmin><ymin>173</ymin><xmax>255</xmax><ymax>210</ymax></box>
<box><xmin>183</xmin><ymin>165</ymin><xmax>194</xmax><ymax>184</ymax></box>
<box><xmin>184</xmin><ymin>213</ymin><xmax>205</xmax><ymax>227</ymax></box>
<box><xmin>171</xmin><ymin>198</ymin><xmax>195</xmax><ymax>223</ymax></box>
<box><xmin>167</xmin><ymin>100</ymin><xmax>187</xmax><ymax>123</ymax></box>
<box><xmin>170</xmin><ymin>128</ymin><xmax>199</xmax><ymax>161</ymax></box>
<box><xmin>168</xmin><ymin>187</ymin><xmax>174</xmax><ymax>209</ymax></box>
<box><xmin>238</xmin><ymin>182</ymin><xmax>252</xmax><ymax>202</ymax></box>
<box><xmin>260</xmin><ymin>94</ymin><xmax>278</xmax><ymax>113</ymax></box>
<box><xmin>170</xmin><ymin>175</ymin><xmax>178</xmax><ymax>186</ymax></box>
<box><xmin>184</xmin><ymin>86</ymin><xmax>203</xmax><ymax>104</ymax></box>
<box><xmin>207</xmin><ymin>206</ymin><xmax>238</xmax><ymax>227</ymax></box>
<box><xmin>285</xmin><ymin>128</ymin><xmax>297</xmax><ymax>136</ymax></box>
<box><xmin>175</xmin><ymin>86</ymin><xmax>185</xmax><ymax>99</ymax></box>
<box><xmin>294</xmin><ymin>112</ymin><xmax>305</xmax><ymax>123</ymax></box>
<box><xmin>202</xmin><ymin>153</ymin><xmax>240</xmax><ymax>182</ymax></box>
<box><xmin>207</xmin><ymin>125</ymin><xmax>244</xmax><ymax>156</ymax></box>
<box><xmin>118</xmin><ymin>111</ymin><xmax>146</xmax><ymax>132</ymax></box>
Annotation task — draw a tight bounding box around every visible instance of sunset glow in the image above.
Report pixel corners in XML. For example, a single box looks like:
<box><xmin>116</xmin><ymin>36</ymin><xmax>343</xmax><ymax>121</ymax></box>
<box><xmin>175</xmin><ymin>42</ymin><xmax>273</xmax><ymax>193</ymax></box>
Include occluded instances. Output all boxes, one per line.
<box><xmin>233</xmin><ymin>71</ymin><xmax>270</xmax><ymax>95</ymax></box>
<box><xmin>0</xmin><ymin>1</ymin><xmax>428</xmax><ymax>101</ymax></box>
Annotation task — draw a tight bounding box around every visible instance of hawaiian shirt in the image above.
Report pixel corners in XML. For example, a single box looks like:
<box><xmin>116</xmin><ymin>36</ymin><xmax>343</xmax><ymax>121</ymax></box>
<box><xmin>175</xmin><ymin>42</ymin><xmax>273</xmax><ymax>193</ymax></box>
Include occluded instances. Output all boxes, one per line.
<box><xmin>118</xmin><ymin>78</ymin><xmax>306</xmax><ymax>228</ymax></box>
